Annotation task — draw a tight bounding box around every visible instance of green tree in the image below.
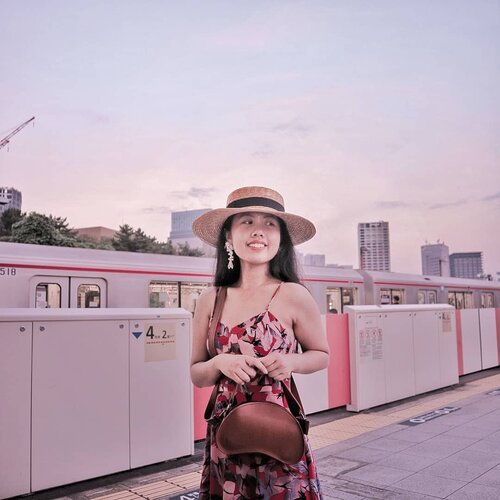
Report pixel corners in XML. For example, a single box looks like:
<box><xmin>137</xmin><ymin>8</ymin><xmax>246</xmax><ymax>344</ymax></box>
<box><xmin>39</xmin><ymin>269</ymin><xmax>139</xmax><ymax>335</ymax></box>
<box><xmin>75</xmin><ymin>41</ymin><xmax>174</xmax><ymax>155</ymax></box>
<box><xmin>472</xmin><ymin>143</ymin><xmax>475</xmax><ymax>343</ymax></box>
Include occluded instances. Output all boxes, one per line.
<box><xmin>11</xmin><ymin>212</ymin><xmax>79</xmax><ymax>246</ymax></box>
<box><xmin>176</xmin><ymin>241</ymin><xmax>204</xmax><ymax>257</ymax></box>
<box><xmin>0</xmin><ymin>208</ymin><xmax>24</xmax><ymax>237</ymax></box>
<box><xmin>112</xmin><ymin>224</ymin><xmax>137</xmax><ymax>252</ymax></box>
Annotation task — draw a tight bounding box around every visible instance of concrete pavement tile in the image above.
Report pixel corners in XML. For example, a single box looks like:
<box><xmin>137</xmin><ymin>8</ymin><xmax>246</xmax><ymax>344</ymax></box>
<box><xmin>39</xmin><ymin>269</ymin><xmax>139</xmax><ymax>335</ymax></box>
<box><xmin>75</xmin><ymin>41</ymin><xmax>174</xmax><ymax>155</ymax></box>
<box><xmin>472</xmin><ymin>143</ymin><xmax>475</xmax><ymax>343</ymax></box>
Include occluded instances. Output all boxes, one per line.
<box><xmin>385</xmin><ymin>429</ymin><xmax>435</xmax><ymax>444</ymax></box>
<box><xmin>441</xmin><ymin>424</ymin><xmax>498</xmax><ymax>439</ymax></box>
<box><xmin>321</xmin><ymin>484</ymin><xmax>367</xmax><ymax>499</ymax></box>
<box><xmin>318</xmin><ymin>476</ymin><xmax>394</xmax><ymax>499</ymax></box>
<box><xmin>357</xmin><ymin>425</ymin><xmax>405</xmax><ymax>439</ymax></box>
<box><xmin>362</xmin><ymin>437</ymin><xmax>415</xmax><ymax>453</ymax></box>
<box><xmin>314</xmin><ymin>440</ymin><xmax>365</xmax><ymax>459</ymax></box>
<box><xmin>447</xmin><ymin>448</ymin><xmax>500</xmax><ymax>468</ymax></box>
<box><xmin>400</xmin><ymin>421</ymin><xmax>451</xmax><ymax>436</ymax></box>
<box><xmin>468</xmin><ymin>415</ymin><xmax>500</xmax><ymax>430</ymax></box>
<box><xmin>467</xmin><ymin>439</ymin><xmax>500</xmax><ymax>456</ymax></box>
<box><xmin>316</xmin><ymin>456</ymin><xmax>363</xmax><ymax>477</ymax></box>
<box><xmin>386</xmin><ymin>491</ymin><xmax>439</xmax><ymax>500</ymax></box>
<box><xmin>435</xmin><ymin>414</ymin><xmax>477</xmax><ymax>426</ymax></box>
<box><xmin>336</xmin><ymin>446</ymin><xmax>392</xmax><ymax>463</ymax></box>
<box><xmin>392</xmin><ymin>472</ymin><xmax>466</xmax><ymax>498</ymax></box>
<box><xmin>446</xmin><ymin>483</ymin><xmax>500</xmax><ymax>499</ymax></box>
<box><xmin>403</xmin><ymin>435</ymin><xmax>477</xmax><ymax>459</ymax></box>
<box><xmin>421</xmin><ymin>457</ymin><xmax>495</xmax><ymax>482</ymax></box>
<box><xmin>375</xmin><ymin>452</ymin><xmax>439</xmax><ymax>472</ymax></box>
<box><xmin>487</xmin><ymin>429</ymin><xmax>500</xmax><ymax>441</ymax></box>
<box><xmin>340</xmin><ymin>464</ymin><xmax>413</xmax><ymax>486</ymax></box>
<box><xmin>473</xmin><ymin>464</ymin><xmax>500</xmax><ymax>488</ymax></box>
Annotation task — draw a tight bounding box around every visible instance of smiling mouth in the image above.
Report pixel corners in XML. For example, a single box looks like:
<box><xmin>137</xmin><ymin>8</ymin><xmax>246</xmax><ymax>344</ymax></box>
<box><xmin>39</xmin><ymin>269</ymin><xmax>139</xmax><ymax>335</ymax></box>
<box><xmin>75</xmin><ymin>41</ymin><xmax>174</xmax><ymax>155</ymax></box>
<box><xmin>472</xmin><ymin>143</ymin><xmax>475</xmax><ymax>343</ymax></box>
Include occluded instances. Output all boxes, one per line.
<box><xmin>247</xmin><ymin>243</ymin><xmax>267</xmax><ymax>248</ymax></box>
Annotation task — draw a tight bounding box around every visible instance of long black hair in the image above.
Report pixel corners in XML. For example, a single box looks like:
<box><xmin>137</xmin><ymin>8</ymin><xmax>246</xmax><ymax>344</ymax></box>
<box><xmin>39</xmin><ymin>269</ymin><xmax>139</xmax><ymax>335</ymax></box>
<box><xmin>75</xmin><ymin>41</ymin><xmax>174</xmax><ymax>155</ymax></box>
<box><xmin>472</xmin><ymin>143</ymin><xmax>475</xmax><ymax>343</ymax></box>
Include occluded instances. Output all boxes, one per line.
<box><xmin>213</xmin><ymin>215</ymin><xmax>301</xmax><ymax>286</ymax></box>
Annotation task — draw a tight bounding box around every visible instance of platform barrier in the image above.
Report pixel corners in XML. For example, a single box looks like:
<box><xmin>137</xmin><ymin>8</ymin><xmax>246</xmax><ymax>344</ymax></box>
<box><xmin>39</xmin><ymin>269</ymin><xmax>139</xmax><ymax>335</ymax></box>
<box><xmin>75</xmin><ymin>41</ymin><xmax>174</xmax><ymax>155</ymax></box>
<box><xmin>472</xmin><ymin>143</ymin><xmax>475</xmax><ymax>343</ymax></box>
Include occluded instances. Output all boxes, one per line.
<box><xmin>0</xmin><ymin>309</ymin><xmax>192</xmax><ymax>500</ymax></box>
<box><xmin>345</xmin><ymin>305</ymin><xmax>459</xmax><ymax>412</ymax></box>
<box><xmin>455</xmin><ymin>308</ymin><xmax>500</xmax><ymax>375</ymax></box>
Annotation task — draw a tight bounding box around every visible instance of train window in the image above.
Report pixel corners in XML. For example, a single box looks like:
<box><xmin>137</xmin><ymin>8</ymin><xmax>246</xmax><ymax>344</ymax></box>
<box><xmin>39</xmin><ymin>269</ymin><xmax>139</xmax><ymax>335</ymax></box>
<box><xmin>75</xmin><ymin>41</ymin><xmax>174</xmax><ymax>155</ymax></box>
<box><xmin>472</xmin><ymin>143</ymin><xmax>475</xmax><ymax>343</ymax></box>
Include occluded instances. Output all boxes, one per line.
<box><xmin>35</xmin><ymin>283</ymin><xmax>61</xmax><ymax>308</ymax></box>
<box><xmin>481</xmin><ymin>292</ymin><xmax>494</xmax><ymax>308</ymax></box>
<box><xmin>77</xmin><ymin>284</ymin><xmax>101</xmax><ymax>308</ymax></box>
<box><xmin>149</xmin><ymin>281</ymin><xmax>179</xmax><ymax>308</ymax></box>
<box><xmin>326</xmin><ymin>288</ymin><xmax>341</xmax><ymax>313</ymax></box>
<box><xmin>326</xmin><ymin>287</ymin><xmax>358</xmax><ymax>313</ymax></box>
<box><xmin>380</xmin><ymin>288</ymin><xmax>404</xmax><ymax>305</ymax></box>
<box><xmin>417</xmin><ymin>290</ymin><xmax>438</xmax><ymax>304</ymax></box>
<box><xmin>448</xmin><ymin>291</ymin><xmax>473</xmax><ymax>309</ymax></box>
<box><xmin>180</xmin><ymin>283</ymin><xmax>208</xmax><ymax>315</ymax></box>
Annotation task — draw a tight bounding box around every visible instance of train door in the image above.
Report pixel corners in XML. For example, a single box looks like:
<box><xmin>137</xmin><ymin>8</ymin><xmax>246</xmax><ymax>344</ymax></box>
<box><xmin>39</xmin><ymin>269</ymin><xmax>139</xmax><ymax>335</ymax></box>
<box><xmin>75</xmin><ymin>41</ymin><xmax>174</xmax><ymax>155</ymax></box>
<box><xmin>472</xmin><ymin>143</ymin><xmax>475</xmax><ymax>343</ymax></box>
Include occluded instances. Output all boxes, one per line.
<box><xmin>29</xmin><ymin>277</ymin><xmax>70</xmax><ymax>308</ymax></box>
<box><xmin>70</xmin><ymin>278</ymin><xmax>107</xmax><ymax>308</ymax></box>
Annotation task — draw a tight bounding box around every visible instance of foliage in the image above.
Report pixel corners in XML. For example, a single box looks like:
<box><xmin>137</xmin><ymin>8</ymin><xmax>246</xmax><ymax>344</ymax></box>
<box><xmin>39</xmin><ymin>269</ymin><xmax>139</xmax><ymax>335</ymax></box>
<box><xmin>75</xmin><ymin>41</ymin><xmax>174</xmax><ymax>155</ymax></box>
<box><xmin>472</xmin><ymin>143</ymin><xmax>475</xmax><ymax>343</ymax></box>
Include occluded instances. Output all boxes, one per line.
<box><xmin>3</xmin><ymin>211</ymin><xmax>204</xmax><ymax>256</ymax></box>
<box><xmin>111</xmin><ymin>224</ymin><xmax>203</xmax><ymax>256</ymax></box>
<box><xmin>11</xmin><ymin>212</ymin><xmax>80</xmax><ymax>247</ymax></box>
<box><xmin>0</xmin><ymin>208</ymin><xmax>25</xmax><ymax>237</ymax></box>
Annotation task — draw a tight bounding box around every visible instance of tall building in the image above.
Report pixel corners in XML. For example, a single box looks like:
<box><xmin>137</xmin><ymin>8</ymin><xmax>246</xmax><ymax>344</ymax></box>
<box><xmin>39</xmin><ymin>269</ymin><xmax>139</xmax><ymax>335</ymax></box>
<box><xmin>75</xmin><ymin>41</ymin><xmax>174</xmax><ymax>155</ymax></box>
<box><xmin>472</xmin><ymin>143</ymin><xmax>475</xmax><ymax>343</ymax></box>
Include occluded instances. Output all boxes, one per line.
<box><xmin>358</xmin><ymin>221</ymin><xmax>390</xmax><ymax>271</ymax></box>
<box><xmin>450</xmin><ymin>252</ymin><xmax>483</xmax><ymax>279</ymax></box>
<box><xmin>169</xmin><ymin>209</ymin><xmax>214</xmax><ymax>256</ymax></box>
<box><xmin>421</xmin><ymin>242</ymin><xmax>450</xmax><ymax>276</ymax></box>
<box><xmin>0</xmin><ymin>187</ymin><xmax>22</xmax><ymax>214</ymax></box>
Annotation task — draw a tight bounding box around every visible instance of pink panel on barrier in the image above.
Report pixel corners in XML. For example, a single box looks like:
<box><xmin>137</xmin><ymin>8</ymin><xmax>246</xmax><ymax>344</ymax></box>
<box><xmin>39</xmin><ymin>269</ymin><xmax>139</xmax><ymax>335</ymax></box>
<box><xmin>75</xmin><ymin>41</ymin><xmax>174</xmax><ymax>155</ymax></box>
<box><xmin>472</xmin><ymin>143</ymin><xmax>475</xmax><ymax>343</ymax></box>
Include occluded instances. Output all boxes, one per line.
<box><xmin>456</xmin><ymin>310</ymin><xmax>464</xmax><ymax>376</ymax></box>
<box><xmin>327</xmin><ymin>313</ymin><xmax>350</xmax><ymax>408</ymax></box>
<box><xmin>496</xmin><ymin>308</ymin><xmax>500</xmax><ymax>366</ymax></box>
<box><xmin>193</xmin><ymin>385</ymin><xmax>212</xmax><ymax>441</ymax></box>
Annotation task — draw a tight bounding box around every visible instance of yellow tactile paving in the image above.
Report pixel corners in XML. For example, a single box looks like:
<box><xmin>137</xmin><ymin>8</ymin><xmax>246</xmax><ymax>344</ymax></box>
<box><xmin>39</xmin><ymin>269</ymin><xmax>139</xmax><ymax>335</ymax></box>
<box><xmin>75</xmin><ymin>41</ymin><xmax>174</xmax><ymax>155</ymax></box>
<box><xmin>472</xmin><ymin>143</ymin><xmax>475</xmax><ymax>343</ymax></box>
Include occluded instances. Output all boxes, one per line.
<box><xmin>92</xmin><ymin>492</ymin><xmax>143</xmax><ymax>500</ymax></box>
<box><xmin>168</xmin><ymin>471</ymin><xmax>202</xmax><ymax>488</ymax></box>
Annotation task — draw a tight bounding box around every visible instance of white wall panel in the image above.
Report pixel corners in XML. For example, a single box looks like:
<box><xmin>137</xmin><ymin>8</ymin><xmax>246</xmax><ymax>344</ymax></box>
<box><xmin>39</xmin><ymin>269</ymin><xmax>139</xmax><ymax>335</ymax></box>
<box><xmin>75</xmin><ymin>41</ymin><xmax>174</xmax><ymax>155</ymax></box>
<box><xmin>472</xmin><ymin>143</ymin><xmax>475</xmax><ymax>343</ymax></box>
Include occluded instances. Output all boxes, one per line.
<box><xmin>32</xmin><ymin>320</ymin><xmax>130</xmax><ymax>491</ymax></box>
<box><xmin>294</xmin><ymin>368</ymin><xmax>329</xmax><ymax>414</ymax></box>
<box><xmin>438</xmin><ymin>310</ymin><xmax>459</xmax><ymax>387</ymax></box>
<box><xmin>130</xmin><ymin>317</ymin><xmax>193</xmax><ymax>468</ymax></box>
<box><xmin>413</xmin><ymin>311</ymin><xmax>441</xmax><ymax>393</ymax></box>
<box><xmin>479</xmin><ymin>309</ymin><xmax>498</xmax><ymax>369</ymax></box>
<box><xmin>0</xmin><ymin>322</ymin><xmax>32</xmax><ymax>500</ymax></box>
<box><xmin>460</xmin><ymin>309</ymin><xmax>482</xmax><ymax>374</ymax></box>
<box><xmin>382</xmin><ymin>312</ymin><xmax>415</xmax><ymax>401</ymax></box>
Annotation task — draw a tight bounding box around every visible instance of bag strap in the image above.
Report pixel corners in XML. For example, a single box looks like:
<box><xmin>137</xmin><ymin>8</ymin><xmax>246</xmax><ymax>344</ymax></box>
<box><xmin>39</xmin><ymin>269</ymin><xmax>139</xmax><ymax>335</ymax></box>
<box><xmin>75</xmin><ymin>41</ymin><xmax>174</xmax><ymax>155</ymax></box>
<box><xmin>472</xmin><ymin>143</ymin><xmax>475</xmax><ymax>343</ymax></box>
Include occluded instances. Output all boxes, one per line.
<box><xmin>205</xmin><ymin>373</ymin><xmax>308</xmax><ymax>432</ymax></box>
<box><xmin>207</xmin><ymin>286</ymin><xmax>227</xmax><ymax>358</ymax></box>
<box><xmin>204</xmin><ymin>287</ymin><xmax>227</xmax><ymax>421</ymax></box>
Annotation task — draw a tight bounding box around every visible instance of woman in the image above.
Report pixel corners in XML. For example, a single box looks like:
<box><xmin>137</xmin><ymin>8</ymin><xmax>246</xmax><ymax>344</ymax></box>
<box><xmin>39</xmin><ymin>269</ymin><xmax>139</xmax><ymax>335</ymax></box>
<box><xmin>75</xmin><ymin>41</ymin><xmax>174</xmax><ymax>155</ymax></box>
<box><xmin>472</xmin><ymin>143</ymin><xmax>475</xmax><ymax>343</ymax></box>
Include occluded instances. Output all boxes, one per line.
<box><xmin>191</xmin><ymin>186</ymin><xmax>329</xmax><ymax>499</ymax></box>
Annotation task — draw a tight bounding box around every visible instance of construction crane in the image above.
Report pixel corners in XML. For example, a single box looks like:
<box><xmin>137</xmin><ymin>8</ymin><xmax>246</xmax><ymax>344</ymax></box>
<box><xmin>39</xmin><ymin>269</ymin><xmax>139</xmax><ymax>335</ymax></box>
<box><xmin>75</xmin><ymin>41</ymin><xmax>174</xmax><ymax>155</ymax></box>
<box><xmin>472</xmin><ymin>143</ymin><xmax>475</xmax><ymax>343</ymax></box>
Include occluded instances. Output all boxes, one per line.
<box><xmin>0</xmin><ymin>116</ymin><xmax>35</xmax><ymax>151</ymax></box>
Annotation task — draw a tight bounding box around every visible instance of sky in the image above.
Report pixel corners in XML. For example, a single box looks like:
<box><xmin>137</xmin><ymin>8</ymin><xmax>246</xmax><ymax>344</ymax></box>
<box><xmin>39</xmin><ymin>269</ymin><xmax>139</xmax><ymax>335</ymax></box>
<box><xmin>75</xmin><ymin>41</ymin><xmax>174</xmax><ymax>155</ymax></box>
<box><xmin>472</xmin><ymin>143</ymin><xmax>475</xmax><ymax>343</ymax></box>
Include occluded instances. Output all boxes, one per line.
<box><xmin>1</xmin><ymin>0</ymin><xmax>499</xmax><ymax>275</ymax></box>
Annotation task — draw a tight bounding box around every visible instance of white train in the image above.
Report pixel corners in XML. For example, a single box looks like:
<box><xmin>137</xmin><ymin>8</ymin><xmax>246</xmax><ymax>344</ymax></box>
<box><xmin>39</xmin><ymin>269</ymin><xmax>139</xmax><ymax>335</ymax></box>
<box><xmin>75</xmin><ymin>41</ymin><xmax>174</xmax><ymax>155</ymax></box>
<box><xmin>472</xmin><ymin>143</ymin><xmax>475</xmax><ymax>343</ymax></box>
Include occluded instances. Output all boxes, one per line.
<box><xmin>0</xmin><ymin>242</ymin><xmax>498</xmax><ymax>313</ymax></box>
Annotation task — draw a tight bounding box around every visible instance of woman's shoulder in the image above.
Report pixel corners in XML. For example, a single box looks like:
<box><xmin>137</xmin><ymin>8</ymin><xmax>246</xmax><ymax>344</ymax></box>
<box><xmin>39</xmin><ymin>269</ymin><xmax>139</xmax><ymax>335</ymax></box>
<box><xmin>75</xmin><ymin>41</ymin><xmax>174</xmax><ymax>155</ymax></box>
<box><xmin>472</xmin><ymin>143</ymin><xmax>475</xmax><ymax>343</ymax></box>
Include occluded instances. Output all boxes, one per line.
<box><xmin>280</xmin><ymin>281</ymin><xmax>312</xmax><ymax>301</ymax></box>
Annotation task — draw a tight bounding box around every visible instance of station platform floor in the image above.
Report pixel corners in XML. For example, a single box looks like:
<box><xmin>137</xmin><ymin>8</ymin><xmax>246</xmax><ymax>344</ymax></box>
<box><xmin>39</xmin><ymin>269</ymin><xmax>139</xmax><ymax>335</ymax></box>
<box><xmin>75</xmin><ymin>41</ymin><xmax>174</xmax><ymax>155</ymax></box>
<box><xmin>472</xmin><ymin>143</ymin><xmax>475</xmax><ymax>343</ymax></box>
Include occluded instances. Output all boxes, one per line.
<box><xmin>20</xmin><ymin>367</ymin><xmax>500</xmax><ymax>500</ymax></box>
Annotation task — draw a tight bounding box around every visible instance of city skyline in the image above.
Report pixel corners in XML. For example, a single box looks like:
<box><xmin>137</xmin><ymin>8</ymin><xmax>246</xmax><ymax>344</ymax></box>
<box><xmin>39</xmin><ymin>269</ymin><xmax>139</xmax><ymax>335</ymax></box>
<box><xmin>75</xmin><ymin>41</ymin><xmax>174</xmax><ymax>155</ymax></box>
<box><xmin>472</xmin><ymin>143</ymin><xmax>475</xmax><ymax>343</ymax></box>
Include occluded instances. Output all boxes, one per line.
<box><xmin>1</xmin><ymin>1</ymin><xmax>499</xmax><ymax>275</ymax></box>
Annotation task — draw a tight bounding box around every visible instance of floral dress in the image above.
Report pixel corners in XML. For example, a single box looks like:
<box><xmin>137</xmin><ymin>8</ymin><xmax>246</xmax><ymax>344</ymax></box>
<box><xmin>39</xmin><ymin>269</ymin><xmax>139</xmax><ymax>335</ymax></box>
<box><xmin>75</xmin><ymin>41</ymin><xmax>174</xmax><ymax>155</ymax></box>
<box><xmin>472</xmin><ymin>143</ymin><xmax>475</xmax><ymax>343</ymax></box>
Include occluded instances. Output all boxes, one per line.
<box><xmin>200</xmin><ymin>284</ymin><xmax>322</xmax><ymax>499</ymax></box>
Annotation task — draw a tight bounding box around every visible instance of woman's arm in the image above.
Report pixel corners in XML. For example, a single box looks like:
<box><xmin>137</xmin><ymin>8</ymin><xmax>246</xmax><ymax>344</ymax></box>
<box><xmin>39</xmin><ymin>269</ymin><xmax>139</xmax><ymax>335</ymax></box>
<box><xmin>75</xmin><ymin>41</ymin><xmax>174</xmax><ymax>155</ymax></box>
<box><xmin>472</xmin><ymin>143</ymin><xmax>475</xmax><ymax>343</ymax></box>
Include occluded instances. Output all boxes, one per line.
<box><xmin>261</xmin><ymin>282</ymin><xmax>329</xmax><ymax>380</ymax></box>
<box><xmin>190</xmin><ymin>287</ymin><xmax>268</xmax><ymax>387</ymax></box>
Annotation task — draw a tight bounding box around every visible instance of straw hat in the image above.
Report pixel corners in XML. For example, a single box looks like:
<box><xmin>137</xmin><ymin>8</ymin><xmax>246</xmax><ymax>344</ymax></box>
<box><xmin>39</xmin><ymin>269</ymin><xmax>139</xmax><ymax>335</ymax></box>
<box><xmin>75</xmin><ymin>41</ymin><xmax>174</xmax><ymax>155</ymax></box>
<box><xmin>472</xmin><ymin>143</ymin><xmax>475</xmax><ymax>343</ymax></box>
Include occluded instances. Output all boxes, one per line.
<box><xmin>192</xmin><ymin>186</ymin><xmax>316</xmax><ymax>247</ymax></box>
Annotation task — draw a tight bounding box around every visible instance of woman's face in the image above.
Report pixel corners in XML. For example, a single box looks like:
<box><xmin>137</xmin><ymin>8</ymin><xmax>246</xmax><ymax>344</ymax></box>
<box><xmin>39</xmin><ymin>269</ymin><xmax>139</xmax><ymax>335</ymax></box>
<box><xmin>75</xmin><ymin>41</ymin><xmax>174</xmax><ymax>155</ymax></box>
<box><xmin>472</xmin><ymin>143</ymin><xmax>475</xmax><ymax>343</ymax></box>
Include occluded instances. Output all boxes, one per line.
<box><xmin>227</xmin><ymin>212</ymin><xmax>281</xmax><ymax>265</ymax></box>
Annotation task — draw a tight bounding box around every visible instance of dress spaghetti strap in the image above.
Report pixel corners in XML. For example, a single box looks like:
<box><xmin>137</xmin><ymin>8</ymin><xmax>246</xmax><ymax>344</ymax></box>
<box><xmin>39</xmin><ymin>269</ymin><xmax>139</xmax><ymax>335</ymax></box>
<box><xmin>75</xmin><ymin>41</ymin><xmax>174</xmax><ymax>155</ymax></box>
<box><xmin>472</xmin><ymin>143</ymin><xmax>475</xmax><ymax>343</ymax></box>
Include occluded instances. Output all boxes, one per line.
<box><xmin>265</xmin><ymin>282</ymin><xmax>283</xmax><ymax>311</ymax></box>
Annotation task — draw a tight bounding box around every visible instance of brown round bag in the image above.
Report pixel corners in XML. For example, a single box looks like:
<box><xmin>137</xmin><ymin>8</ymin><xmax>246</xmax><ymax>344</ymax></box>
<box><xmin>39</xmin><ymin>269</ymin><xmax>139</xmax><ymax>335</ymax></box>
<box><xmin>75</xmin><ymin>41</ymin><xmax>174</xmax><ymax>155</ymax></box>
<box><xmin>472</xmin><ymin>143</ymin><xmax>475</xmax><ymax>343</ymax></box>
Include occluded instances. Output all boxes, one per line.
<box><xmin>215</xmin><ymin>400</ymin><xmax>306</xmax><ymax>465</ymax></box>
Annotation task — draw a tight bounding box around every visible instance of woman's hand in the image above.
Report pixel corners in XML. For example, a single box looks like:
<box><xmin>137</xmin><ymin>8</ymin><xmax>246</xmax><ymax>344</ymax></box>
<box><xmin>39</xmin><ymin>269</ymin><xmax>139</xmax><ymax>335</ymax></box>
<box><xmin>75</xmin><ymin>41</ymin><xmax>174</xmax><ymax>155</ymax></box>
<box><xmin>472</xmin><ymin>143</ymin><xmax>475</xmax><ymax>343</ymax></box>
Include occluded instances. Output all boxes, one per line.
<box><xmin>261</xmin><ymin>352</ymin><xmax>295</xmax><ymax>381</ymax></box>
<box><xmin>214</xmin><ymin>354</ymin><xmax>268</xmax><ymax>385</ymax></box>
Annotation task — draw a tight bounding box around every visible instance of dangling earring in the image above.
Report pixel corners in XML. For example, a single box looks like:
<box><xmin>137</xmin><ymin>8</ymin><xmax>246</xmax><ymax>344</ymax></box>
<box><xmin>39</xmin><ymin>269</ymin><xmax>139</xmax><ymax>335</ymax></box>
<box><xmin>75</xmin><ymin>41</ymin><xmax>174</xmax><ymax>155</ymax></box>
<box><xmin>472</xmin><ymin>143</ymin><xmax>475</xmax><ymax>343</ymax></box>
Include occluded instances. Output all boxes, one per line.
<box><xmin>225</xmin><ymin>241</ymin><xmax>234</xmax><ymax>270</ymax></box>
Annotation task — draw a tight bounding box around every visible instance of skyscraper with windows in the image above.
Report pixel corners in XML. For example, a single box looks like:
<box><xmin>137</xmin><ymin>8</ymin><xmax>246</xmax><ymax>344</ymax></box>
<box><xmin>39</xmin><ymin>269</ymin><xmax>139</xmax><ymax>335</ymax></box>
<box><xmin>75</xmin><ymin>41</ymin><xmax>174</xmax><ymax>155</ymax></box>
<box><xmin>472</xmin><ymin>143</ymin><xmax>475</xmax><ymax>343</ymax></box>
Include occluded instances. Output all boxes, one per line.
<box><xmin>358</xmin><ymin>221</ymin><xmax>390</xmax><ymax>271</ymax></box>
<box><xmin>421</xmin><ymin>243</ymin><xmax>450</xmax><ymax>276</ymax></box>
<box><xmin>169</xmin><ymin>209</ymin><xmax>214</xmax><ymax>256</ymax></box>
<box><xmin>0</xmin><ymin>186</ymin><xmax>22</xmax><ymax>214</ymax></box>
<box><xmin>450</xmin><ymin>252</ymin><xmax>483</xmax><ymax>279</ymax></box>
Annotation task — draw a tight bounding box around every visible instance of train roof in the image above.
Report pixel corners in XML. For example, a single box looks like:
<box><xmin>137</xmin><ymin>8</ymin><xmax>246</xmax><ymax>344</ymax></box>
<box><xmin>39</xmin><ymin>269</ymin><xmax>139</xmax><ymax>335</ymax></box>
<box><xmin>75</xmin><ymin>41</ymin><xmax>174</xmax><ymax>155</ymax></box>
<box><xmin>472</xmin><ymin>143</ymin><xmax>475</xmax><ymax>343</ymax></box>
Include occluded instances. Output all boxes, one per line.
<box><xmin>362</xmin><ymin>269</ymin><xmax>500</xmax><ymax>291</ymax></box>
